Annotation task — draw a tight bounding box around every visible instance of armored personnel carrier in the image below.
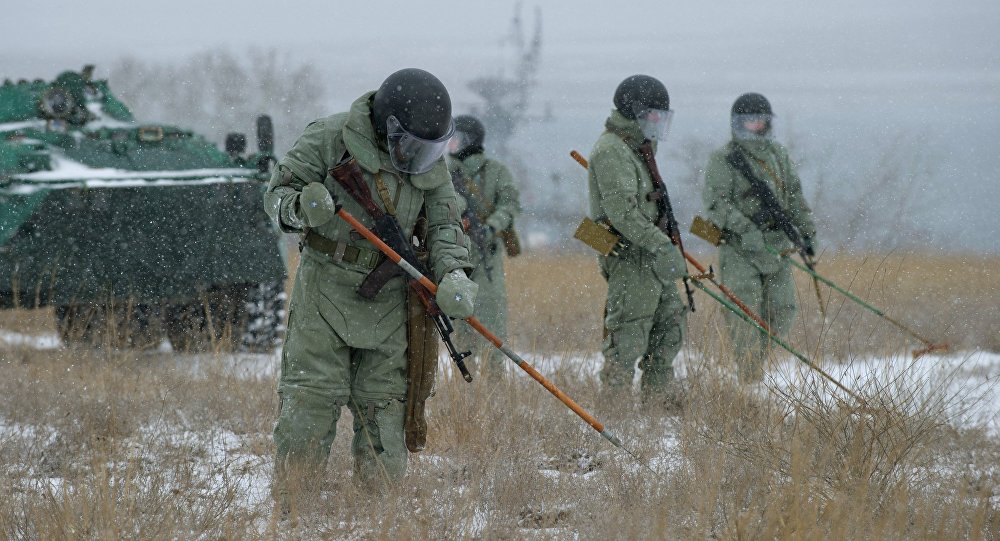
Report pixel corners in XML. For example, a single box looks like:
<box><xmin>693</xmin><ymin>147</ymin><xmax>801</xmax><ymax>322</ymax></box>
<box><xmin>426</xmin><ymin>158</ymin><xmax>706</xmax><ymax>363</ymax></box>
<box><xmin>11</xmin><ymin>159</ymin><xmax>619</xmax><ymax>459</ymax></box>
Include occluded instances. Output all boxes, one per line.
<box><xmin>0</xmin><ymin>66</ymin><xmax>287</xmax><ymax>351</ymax></box>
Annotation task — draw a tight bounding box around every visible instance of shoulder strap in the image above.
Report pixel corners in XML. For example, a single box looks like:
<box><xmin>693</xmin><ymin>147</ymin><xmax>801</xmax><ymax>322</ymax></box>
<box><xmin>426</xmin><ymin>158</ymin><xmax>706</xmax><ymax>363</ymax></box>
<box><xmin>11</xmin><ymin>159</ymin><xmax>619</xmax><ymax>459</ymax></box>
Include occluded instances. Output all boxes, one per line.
<box><xmin>748</xmin><ymin>154</ymin><xmax>785</xmax><ymax>193</ymax></box>
<box><xmin>373</xmin><ymin>172</ymin><xmax>397</xmax><ymax>216</ymax></box>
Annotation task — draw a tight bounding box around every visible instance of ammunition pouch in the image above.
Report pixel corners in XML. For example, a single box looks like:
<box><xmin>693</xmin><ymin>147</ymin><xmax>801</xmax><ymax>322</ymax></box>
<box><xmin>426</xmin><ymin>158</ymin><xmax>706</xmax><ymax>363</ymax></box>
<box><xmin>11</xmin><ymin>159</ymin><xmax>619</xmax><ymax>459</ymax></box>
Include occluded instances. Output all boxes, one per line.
<box><xmin>574</xmin><ymin>217</ymin><xmax>625</xmax><ymax>256</ymax></box>
<box><xmin>404</xmin><ymin>280</ymin><xmax>439</xmax><ymax>453</ymax></box>
<box><xmin>689</xmin><ymin>216</ymin><xmax>724</xmax><ymax>247</ymax></box>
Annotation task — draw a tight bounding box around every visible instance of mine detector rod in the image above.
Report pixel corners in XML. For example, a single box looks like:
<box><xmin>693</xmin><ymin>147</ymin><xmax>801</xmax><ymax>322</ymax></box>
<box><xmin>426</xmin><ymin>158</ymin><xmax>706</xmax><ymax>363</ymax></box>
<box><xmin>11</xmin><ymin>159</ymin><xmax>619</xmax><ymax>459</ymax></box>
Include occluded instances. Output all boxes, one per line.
<box><xmin>690</xmin><ymin>279</ymin><xmax>865</xmax><ymax>405</ymax></box>
<box><xmin>765</xmin><ymin>246</ymin><xmax>948</xmax><ymax>358</ymax></box>
<box><xmin>571</xmin><ymin>150</ymin><xmax>862</xmax><ymax>404</ymax></box>
<box><xmin>334</xmin><ymin>206</ymin><xmax>645</xmax><ymax>463</ymax></box>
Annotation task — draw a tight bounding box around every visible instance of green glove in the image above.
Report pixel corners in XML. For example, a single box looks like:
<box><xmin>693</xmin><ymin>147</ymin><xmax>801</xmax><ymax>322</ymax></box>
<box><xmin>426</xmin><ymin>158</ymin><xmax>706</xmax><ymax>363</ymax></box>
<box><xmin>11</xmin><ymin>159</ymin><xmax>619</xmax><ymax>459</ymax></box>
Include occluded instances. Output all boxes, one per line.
<box><xmin>436</xmin><ymin>270</ymin><xmax>478</xmax><ymax>319</ymax></box>
<box><xmin>299</xmin><ymin>182</ymin><xmax>337</xmax><ymax>228</ymax></box>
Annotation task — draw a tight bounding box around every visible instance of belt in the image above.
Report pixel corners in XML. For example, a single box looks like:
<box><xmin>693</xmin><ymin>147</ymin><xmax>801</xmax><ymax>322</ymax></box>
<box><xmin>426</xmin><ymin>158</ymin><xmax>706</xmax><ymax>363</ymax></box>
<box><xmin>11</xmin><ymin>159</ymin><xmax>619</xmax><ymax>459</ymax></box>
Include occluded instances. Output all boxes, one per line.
<box><xmin>303</xmin><ymin>231</ymin><xmax>383</xmax><ymax>269</ymax></box>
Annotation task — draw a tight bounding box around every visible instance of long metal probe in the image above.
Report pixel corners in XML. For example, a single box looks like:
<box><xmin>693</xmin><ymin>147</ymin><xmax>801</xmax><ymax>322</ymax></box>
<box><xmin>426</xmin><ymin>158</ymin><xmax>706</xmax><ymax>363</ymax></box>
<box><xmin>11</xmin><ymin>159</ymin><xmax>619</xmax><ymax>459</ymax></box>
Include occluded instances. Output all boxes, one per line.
<box><xmin>335</xmin><ymin>206</ymin><xmax>646</xmax><ymax>463</ymax></box>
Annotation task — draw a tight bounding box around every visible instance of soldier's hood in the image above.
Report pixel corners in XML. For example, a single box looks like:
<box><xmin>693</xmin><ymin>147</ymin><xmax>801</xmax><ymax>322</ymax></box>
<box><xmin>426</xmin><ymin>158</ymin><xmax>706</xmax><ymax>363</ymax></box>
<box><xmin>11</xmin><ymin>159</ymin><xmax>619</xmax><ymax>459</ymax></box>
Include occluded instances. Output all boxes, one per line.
<box><xmin>604</xmin><ymin>109</ymin><xmax>656</xmax><ymax>153</ymax></box>
<box><xmin>342</xmin><ymin>91</ymin><xmax>449</xmax><ymax>190</ymax></box>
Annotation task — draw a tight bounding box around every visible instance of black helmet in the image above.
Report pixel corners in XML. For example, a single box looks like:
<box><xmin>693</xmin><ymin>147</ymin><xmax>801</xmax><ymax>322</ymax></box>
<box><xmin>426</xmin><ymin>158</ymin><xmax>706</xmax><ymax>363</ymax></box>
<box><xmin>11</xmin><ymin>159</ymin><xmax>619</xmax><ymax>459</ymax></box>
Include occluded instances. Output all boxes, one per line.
<box><xmin>453</xmin><ymin>115</ymin><xmax>485</xmax><ymax>148</ymax></box>
<box><xmin>730</xmin><ymin>92</ymin><xmax>775</xmax><ymax>140</ymax></box>
<box><xmin>449</xmin><ymin>114</ymin><xmax>486</xmax><ymax>158</ymax></box>
<box><xmin>613</xmin><ymin>75</ymin><xmax>670</xmax><ymax>120</ymax></box>
<box><xmin>371</xmin><ymin>68</ymin><xmax>453</xmax><ymax>140</ymax></box>
<box><xmin>731</xmin><ymin>92</ymin><xmax>772</xmax><ymax>116</ymax></box>
<box><xmin>371</xmin><ymin>68</ymin><xmax>455</xmax><ymax>174</ymax></box>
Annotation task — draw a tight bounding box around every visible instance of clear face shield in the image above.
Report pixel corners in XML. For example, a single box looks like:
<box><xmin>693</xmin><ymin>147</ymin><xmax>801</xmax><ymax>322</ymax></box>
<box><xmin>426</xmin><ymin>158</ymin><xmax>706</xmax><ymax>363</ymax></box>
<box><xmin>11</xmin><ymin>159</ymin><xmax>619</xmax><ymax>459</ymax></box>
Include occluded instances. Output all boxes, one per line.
<box><xmin>731</xmin><ymin>113</ymin><xmax>774</xmax><ymax>141</ymax></box>
<box><xmin>635</xmin><ymin>106</ymin><xmax>674</xmax><ymax>141</ymax></box>
<box><xmin>386</xmin><ymin>115</ymin><xmax>456</xmax><ymax>174</ymax></box>
<box><xmin>447</xmin><ymin>130</ymin><xmax>471</xmax><ymax>156</ymax></box>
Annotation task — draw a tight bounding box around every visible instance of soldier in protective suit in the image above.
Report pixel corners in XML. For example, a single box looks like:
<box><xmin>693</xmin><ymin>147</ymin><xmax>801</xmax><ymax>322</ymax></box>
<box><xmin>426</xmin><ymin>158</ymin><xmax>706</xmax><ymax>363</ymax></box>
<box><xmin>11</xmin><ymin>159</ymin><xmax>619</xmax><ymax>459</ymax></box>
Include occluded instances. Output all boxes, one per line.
<box><xmin>702</xmin><ymin>93</ymin><xmax>817</xmax><ymax>383</ymax></box>
<box><xmin>587</xmin><ymin>75</ymin><xmax>688</xmax><ymax>404</ymax></box>
<box><xmin>447</xmin><ymin>115</ymin><xmax>521</xmax><ymax>364</ymax></box>
<box><xmin>264</xmin><ymin>69</ymin><xmax>476</xmax><ymax>498</ymax></box>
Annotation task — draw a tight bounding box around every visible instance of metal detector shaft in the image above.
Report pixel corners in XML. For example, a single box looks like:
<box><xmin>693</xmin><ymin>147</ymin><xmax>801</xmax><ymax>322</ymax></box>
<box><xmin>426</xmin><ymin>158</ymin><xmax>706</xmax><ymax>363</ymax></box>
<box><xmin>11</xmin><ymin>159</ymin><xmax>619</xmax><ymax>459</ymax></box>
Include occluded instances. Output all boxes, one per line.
<box><xmin>335</xmin><ymin>206</ymin><xmax>628</xmax><ymax>451</ymax></box>
<box><xmin>766</xmin><ymin>246</ymin><xmax>944</xmax><ymax>351</ymax></box>
<box><xmin>690</xmin><ymin>278</ymin><xmax>865</xmax><ymax>405</ymax></box>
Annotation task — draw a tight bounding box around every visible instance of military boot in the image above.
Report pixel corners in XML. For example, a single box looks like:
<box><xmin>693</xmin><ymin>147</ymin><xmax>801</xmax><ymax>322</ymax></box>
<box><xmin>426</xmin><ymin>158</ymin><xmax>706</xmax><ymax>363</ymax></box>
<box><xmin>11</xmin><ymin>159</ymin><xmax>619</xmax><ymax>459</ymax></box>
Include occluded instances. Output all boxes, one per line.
<box><xmin>639</xmin><ymin>357</ymin><xmax>683</xmax><ymax>413</ymax></box>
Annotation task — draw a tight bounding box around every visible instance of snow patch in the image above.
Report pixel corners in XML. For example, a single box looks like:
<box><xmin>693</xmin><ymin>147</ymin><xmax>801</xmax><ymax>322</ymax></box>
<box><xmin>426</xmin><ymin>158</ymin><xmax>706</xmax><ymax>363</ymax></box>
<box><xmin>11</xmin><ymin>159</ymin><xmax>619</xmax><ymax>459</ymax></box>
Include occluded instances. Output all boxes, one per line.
<box><xmin>0</xmin><ymin>331</ymin><xmax>61</xmax><ymax>350</ymax></box>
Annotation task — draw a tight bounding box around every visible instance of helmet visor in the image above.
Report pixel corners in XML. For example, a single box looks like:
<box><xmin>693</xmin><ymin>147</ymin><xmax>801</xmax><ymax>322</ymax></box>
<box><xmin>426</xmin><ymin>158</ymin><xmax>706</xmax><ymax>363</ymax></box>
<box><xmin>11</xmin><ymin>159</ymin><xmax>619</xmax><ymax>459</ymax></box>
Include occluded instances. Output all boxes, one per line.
<box><xmin>448</xmin><ymin>130</ymin><xmax>471</xmax><ymax>156</ymax></box>
<box><xmin>387</xmin><ymin>115</ymin><xmax>456</xmax><ymax>174</ymax></box>
<box><xmin>731</xmin><ymin>113</ymin><xmax>774</xmax><ymax>141</ymax></box>
<box><xmin>636</xmin><ymin>107</ymin><xmax>674</xmax><ymax>141</ymax></box>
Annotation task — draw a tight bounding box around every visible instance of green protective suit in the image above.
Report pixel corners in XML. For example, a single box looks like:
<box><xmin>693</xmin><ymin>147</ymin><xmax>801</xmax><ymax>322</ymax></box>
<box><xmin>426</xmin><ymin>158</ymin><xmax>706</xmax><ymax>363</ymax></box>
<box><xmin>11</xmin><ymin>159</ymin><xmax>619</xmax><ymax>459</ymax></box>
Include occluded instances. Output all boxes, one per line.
<box><xmin>587</xmin><ymin>110</ymin><xmax>688</xmax><ymax>395</ymax></box>
<box><xmin>263</xmin><ymin>92</ymin><xmax>472</xmax><ymax>489</ymax></box>
<box><xmin>447</xmin><ymin>153</ymin><xmax>521</xmax><ymax>353</ymax></box>
<box><xmin>702</xmin><ymin>136</ymin><xmax>816</xmax><ymax>382</ymax></box>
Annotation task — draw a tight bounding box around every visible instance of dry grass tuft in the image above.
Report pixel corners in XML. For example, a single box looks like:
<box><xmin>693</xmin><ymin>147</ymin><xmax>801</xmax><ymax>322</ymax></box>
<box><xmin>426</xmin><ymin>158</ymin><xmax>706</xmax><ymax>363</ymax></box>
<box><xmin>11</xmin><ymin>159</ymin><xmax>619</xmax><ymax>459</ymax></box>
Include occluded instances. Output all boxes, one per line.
<box><xmin>0</xmin><ymin>250</ymin><xmax>997</xmax><ymax>538</ymax></box>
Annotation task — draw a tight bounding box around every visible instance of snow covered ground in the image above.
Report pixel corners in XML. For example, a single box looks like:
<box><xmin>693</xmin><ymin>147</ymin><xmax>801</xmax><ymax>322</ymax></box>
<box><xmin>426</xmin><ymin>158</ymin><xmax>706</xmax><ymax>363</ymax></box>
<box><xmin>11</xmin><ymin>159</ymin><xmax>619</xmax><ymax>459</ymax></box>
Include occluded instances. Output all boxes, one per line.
<box><xmin>1</xmin><ymin>331</ymin><xmax>997</xmax><ymax>534</ymax></box>
<box><xmin>2</xmin><ymin>329</ymin><xmax>996</xmax><ymax>436</ymax></box>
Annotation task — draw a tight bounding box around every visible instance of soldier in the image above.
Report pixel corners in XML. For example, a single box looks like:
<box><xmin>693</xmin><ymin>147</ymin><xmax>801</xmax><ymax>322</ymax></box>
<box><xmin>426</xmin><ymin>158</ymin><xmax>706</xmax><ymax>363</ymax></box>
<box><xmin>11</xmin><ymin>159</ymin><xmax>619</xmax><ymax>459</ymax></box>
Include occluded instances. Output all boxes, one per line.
<box><xmin>447</xmin><ymin>115</ymin><xmax>521</xmax><ymax>366</ymax></box>
<box><xmin>263</xmin><ymin>68</ymin><xmax>476</xmax><ymax>499</ymax></box>
<box><xmin>587</xmin><ymin>75</ymin><xmax>688</xmax><ymax>405</ymax></box>
<box><xmin>702</xmin><ymin>92</ymin><xmax>817</xmax><ymax>383</ymax></box>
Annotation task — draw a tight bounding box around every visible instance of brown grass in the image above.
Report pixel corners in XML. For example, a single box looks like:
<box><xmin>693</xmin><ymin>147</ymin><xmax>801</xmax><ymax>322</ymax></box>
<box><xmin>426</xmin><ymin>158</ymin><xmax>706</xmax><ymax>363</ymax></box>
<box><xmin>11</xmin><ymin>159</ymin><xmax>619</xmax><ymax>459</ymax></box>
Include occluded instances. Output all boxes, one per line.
<box><xmin>0</xmin><ymin>250</ymin><xmax>997</xmax><ymax>538</ymax></box>
<box><xmin>503</xmin><ymin>250</ymin><xmax>1000</xmax><ymax>355</ymax></box>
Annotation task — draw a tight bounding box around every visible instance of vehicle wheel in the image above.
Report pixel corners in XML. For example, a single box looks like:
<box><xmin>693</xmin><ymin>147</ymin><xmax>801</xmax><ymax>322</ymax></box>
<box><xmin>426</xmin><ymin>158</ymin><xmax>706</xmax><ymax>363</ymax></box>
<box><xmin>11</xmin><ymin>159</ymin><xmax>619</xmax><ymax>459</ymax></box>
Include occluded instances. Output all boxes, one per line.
<box><xmin>55</xmin><ymin>301</ymin><xmax>162</xmax><ymax>350</ymax></box>
<box><xmin>165</xmin><ymin>287</ymin><xmax>245</xmax><ymax>353</ymax></box>
<box><xmin>240</xmin><ymin>279</ymin><xmax>287</xmax><ymax>352</ymax></box>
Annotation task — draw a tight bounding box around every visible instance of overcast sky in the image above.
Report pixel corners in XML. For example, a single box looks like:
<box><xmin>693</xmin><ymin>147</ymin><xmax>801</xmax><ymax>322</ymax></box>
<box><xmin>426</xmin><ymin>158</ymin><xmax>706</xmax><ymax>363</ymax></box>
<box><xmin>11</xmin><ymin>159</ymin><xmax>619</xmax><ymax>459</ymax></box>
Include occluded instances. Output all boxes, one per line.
<box><xmin>3</xmin><ymin>0</ymin><xmax>999</xmax><ymax>251</ymax></box>
<box><xmin>5</xmin><ymin>0</ymin><xmax>997</xmax><ymax>100</ymax></box>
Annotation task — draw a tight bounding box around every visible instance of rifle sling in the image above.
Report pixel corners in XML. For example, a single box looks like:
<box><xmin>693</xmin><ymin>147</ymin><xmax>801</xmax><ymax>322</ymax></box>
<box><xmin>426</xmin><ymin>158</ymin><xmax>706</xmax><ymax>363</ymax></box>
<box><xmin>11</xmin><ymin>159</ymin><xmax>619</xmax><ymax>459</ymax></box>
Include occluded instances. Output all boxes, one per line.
<box><xmin>373</xmin><ymin>172</ymin><xmax>399</xmax><ymax>216</ymax></box>
<box><xmin>636</xmin><ymin>140</ymin><xmax>678</xmax><ymax>241</ymax></box>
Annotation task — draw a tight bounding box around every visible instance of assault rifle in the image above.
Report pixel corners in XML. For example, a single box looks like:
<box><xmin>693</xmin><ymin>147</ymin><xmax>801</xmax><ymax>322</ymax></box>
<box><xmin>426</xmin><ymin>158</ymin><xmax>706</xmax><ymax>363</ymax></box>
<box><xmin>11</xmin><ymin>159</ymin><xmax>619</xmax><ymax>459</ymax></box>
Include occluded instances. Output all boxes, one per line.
<box><xmin>637</xmin><ymin>141</ymin><xmax>696</xmax><ymax>312</ymax></box>
<box><xmin>726</xmin><ymin>147</ymin><xmax>826</xmax><ymax>314</ymax></box>
<box><xmin>449</xmin><ymin>170</ymin><xmax>495</xmax><ymax>281</ymax></box>
<box><xmin>329</xmin><ymin>157</ymin><xmax>473</xmax><ymax>382</ymax></box>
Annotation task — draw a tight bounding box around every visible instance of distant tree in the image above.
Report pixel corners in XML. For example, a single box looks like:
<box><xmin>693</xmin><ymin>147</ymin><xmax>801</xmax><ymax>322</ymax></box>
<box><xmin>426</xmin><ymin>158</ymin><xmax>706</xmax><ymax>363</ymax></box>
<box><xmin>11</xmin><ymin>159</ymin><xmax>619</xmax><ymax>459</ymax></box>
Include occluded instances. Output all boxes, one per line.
<box><xmin>466</xmin><ymin>3</ymin><xmax>543</xmax><ymax>157</ymax></box>
<box><xmin>809</xmin><ymin>133</ymin><xmax>936</xmax><ymax>251</ymax></box>
<box><xmin>108</xmin><ymin>49</ymin><xmax>326</xmax><ymax>155</ymax></box>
